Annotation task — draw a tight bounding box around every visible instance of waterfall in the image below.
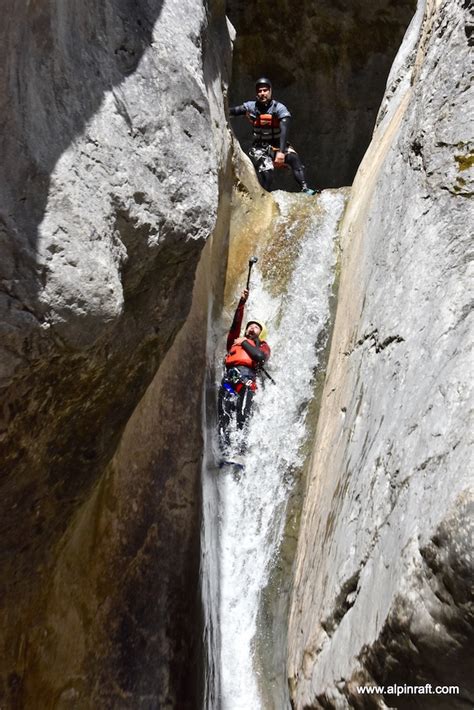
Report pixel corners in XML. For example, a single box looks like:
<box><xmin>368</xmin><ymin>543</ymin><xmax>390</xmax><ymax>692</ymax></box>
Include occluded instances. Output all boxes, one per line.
<box><xmin>201</xmin><ymin>189</ymin><xmax>348</xmax><ymax>710</ymax></box>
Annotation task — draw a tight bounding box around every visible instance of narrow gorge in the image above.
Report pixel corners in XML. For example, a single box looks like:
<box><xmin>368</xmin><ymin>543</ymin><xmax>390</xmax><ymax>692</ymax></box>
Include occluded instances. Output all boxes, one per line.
<box><xmin>0</xmin><ymin>1</ymin><xmax>472</xmax><ymax>709</ymax></box>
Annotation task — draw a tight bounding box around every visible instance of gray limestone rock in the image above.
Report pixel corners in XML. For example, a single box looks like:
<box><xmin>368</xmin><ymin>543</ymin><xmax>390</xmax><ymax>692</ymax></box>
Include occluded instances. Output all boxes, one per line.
<box><xmin>288</xmin><ymin>0</ymin><xmax>473</xmax><ymax>707</ymax></box>
<box><xmin>0</xmin><ymin>0</ymin><xmax>232</xmax><ymax>705</ymax></box>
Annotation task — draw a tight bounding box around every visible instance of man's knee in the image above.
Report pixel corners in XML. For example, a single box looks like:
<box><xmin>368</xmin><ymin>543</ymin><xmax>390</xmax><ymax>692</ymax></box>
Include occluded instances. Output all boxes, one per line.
<box><xmin>259</xmin><ymin>168</ymin><xmax>274</xmax><ymax>191</ymax></box>
<box><xmin>285</xmin><ymin>150</ymin><xmax>303</xmax><ymax>170</ymax></box>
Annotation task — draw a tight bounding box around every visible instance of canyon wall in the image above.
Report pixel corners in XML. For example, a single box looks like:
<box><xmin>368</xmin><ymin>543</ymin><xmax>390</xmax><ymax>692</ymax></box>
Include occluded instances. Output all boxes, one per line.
<box><xmin>288</xmin><ymin>0</ymin><xmax>473</xmax><ymax>707</ymax></box>
<box><xmin>0</xmin><ymin>1</ymin><xmax>232</xmax><ymax>706</ymax></box>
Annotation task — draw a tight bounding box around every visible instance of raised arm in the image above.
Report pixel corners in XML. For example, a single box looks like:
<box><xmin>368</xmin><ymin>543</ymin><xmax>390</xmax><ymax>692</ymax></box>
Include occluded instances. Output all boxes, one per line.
<box><xmin>226</xmin><ymin>289</ymin><xmax>248</xmax><ymax>351</ymax></box>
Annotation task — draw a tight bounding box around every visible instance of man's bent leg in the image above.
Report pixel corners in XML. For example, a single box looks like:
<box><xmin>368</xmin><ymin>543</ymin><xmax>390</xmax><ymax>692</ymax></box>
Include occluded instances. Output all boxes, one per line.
<box><xmin>236</xmin><ymin>387</ymin><xmax>255</xmax><ymax>429</ymax></box>
<box><xmin>249</xmin><ymin>145</ymin><xmax>275</xmax><ymax>192</ymax></box>
<box><xmin>218</xmin><ymin>385</ymin><xmax>233</xmax><ymax>448</ymax></box>
<box><xmin>259</xmin><ymin>168</ymin><xmax>274</xmax><ymax>191</ymax></box>
<box><xmin>285</xmin><ymin>150</ymin><xmax>307</xmax><ymax>188</ymax></box>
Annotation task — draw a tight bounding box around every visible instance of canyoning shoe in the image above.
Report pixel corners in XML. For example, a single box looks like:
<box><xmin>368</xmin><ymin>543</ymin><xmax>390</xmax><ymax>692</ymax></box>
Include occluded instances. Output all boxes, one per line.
<box><xmin>301</xmin><ymin>186</ymin><xmax>319</xmax><ymax>195</ymax></box>
<box><xmin>219</xmin><ymin>453</ymin><xmax>245</xmax><ymax>472</ymax></box>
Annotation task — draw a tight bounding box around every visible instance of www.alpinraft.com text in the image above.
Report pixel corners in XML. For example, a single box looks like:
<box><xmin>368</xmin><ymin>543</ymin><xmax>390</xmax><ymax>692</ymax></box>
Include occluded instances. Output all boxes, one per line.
<box><xmin>356</xmin><ymin>684</ymin><xmax>460</xmax><ymax>697</ymax></box>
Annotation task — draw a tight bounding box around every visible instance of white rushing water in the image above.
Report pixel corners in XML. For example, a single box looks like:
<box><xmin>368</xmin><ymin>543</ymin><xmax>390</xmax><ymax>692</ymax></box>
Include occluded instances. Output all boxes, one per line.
<box><xmin>201</xmin><ymin>190</ymin><xmax>347</xmax><ymax>710</ymax></box>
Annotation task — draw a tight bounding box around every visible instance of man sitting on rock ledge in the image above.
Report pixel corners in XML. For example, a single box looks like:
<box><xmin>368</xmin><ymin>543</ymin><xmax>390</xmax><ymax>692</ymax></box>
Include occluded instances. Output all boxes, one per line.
<box><xmin>229</xmin><ymin>77</ymin><xmax>317</xmax><ymax>195</ymax></box>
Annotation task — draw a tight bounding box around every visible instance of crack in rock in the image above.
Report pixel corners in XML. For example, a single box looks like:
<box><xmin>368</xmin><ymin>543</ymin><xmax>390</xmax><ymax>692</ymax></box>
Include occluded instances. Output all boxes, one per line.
<box><xmin>344</xmin><ymin>328</ymin><xmax>405</xmax><ymax>356</ymax></box>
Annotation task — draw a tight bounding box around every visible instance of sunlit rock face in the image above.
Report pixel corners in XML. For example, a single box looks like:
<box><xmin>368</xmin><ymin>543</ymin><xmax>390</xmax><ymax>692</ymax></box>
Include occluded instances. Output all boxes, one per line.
<box><xmin>0</xmin><ymin>0</ymin><xmax>231</xmax><ymax>705</ymax></box>
<box><xmin>226</xmin><ymin>0</ymin><xmax>416</xmax><ymax>189</ymax></box>
<box><xmin>288</xmin><ymin>0</ymin><xmax>473</xmax><ymax>707</ymax></box>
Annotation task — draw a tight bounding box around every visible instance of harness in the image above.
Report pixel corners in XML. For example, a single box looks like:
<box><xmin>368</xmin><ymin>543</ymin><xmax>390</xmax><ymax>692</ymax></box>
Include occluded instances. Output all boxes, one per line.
<box><xmin>222</xmin><ymin>367</ymin><xmax>257</xmax><ymax>396</ymax></box>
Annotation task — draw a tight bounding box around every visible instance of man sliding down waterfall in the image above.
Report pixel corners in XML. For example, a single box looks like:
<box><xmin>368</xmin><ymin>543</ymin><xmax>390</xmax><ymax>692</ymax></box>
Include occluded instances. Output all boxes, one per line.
<box><xmin>218</xmin><ymin>288</ymin><xmax>271</xmax><ymax>452</ymax></box>
<box><xmin>229</xmin><ymin>77</ymin><xmax>317</xmax><ymax>194</ymax></box>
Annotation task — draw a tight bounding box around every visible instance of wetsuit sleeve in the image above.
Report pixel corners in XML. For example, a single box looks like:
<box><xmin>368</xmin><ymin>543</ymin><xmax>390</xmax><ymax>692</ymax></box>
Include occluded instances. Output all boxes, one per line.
<box><xmin>241</xmin><ymin>339</ymin><xmax>270</xmax><ymax>365</ymax></box>
<box><xmin>279</xmin><ymin>116</ymin><xmax>290</xmax><ymax>152</ymax></box>
<box><xmin>229</xmin><ymin>104</ymin><xmax>247</xmax><ymax>116</ymax></box>
<box><xmin>226</xmin><ymin>299</ymin><xmax>246</xmax><ymax>350</ymax></box>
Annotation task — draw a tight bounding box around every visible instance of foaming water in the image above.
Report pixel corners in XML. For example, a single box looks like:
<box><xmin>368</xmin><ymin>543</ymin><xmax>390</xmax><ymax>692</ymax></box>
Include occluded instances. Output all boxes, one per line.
<box><xmin>202</xmin><ymin>190</ymin><xmax>347</xmax><ymax>710</ymax></box>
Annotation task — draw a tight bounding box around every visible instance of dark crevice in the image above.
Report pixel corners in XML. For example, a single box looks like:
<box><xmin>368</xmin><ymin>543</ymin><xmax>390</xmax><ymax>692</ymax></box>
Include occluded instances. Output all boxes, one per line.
<box><xmin>344</xmin><ymin>329</ymin><xmax>405</xmax><ymax>355</ymax></box>
<box><xmin>321</xmin><ymin>571</ymin><xmax>361</xmax><ymax>638</ymax></box>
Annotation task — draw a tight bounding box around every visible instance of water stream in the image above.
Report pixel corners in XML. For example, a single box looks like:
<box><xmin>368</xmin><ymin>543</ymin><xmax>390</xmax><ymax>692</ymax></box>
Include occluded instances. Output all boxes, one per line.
<box><xmin>201</xmin><ymin>189</ymin><xmax>347</xmax><ymax>710</ymax></box>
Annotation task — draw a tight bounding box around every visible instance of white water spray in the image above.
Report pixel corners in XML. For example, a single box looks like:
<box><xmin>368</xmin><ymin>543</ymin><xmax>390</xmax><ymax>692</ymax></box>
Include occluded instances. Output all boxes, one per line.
<box><xmin>202</xmin><ymin>190</ymin><xmax>347</xmax><ymax>710</ymax></box>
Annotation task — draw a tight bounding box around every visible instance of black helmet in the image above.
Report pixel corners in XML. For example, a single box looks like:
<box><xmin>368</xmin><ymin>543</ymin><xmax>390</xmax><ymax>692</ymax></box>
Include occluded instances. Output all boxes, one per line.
<box><xmin>255</xmin><ymin>77</ymin><xmax>272</xmax><ymax>90</ymax></box>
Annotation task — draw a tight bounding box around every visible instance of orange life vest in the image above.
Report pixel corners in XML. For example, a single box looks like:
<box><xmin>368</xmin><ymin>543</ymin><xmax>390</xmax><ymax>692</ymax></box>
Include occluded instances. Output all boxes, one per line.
<box><xmin>225</xmin><ymin>341</ymin><xmax>255</xmax><ymax>369</ymax></box>
<box><xmin>247</xmin><ymin>112</ymin><xmax>281</xmax><ymax>142</ymax></box>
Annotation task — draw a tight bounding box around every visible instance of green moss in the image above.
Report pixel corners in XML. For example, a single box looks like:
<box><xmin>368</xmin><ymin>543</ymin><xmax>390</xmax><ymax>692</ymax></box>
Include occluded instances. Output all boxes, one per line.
<box><xmin>455</xmin><ymin>153</ymin><xmax>474</xmax><ymax>171</ymax></box>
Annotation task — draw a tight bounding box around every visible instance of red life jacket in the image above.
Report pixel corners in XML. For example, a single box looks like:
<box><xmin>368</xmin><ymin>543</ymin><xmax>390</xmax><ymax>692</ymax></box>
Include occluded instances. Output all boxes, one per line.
<box><xmin>225</xmin><ymin>341</ymin><xmax>255</xmax><ymax>369</ymax></box>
